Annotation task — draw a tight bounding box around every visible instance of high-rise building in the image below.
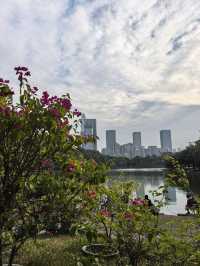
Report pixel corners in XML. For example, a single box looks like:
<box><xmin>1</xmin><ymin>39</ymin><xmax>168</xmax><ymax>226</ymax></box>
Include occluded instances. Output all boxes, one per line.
<box><xmin>81</xmin><ymin>114</ymin><xmax>97</xmax><ymax>151</ymax></box>
<box><xmin>120</xmin><ymin>143</ymin><xmax>133</xmax><ymax>159</ymax></box>
<box><xmin>133</xmin><ymin>132</ymin><xmax>142</xmax><ymax>148</ymax></box>
<box><xmin>145</xmin><ymin>146</ymin><xmax>161</xmax><ymax>157</ymax></box>
<box><xmin>106</xmin><ymin>130</ymin><xmax>116</xmax><ymax>156</ymax></box>
<box><xmin>160</xmin><ymin>130</ymin><xmax>172</xmax><ymax>153</ymax></box>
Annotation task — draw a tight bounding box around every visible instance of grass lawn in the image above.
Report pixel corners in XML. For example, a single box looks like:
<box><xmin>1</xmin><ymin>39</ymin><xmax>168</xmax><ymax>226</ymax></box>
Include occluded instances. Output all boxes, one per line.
<box><xmin>9</xmin><ymin>215</ymin><xmax>197</xmax><ymax>266</ymax></box>
<box><xmin>14</xmin><ymin>235</ymin><xmax>118</xmax><ymax>266</ymax></box>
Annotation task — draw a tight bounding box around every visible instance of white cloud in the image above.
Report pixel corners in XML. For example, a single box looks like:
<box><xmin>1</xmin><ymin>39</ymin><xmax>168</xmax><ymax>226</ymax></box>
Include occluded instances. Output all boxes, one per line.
<box><xmin>0</xmin><ymin>0</ymin><xmax>200</xmax><ymax>149</ymax></box>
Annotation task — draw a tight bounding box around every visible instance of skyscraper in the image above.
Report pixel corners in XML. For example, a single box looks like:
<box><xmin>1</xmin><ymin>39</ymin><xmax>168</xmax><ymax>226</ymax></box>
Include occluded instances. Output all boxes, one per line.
<box><xmin>106</xmin><ymin>130</ymin><xmax>116</xmax><ymax>156</ymax></box>
<box><xmin>160</xmin><ymin>130</ymin><xmax>172</xmax><ymax>153</ymax></box>
<box><xmin>132</xmin><ymin>132</ymin><xmax>142</xmax><ymax>157</ymax></box>
<box><xmin>133</xmin><ymin>132</ymin><xmax>142</xmax><ymax>148</ymax></box>
<box><xmin>81</xmin><ymin>114</ymin><xmax>97</xmax><ymax>151</ymax></box>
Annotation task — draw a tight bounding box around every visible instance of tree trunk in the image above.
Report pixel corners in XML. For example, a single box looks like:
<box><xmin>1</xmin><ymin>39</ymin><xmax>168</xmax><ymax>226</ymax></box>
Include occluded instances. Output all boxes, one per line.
<box><xmin>8</xmin><ymin>246</ymin><xmax>16</xmax><ymax>266</ymax></box>
<box><xmin>0</xmin><ymin>235</ymin><xmax>3</xmax><ymax>266</ymax></box>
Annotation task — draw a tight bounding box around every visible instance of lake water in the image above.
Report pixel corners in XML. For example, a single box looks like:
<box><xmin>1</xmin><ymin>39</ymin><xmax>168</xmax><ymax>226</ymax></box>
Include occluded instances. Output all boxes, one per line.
<box><xmin>110</xmin><ymin>168</ymin><xmax>187</xmax><ymax>215</ymax></box>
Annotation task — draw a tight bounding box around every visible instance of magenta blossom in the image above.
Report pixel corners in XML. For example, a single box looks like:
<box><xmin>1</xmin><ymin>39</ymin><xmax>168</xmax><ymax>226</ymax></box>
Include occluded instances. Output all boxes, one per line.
<box><xmin>14</xmin><ymin>66</ymin><xmax>29</xmax><ymax>73</ymax></box>
<box><xmin>0</xmin><ymin>78</ymin><xmax>10</xmax><ymax>84</ymax></box>
<box><xmin>131</xmin><ymin>198</ymin><xmax>145</xmax><ymax>206</ymax></box>
<box><xmin>41</xmin><ymin>159</ymin><xmax>53</xmax><ymax>169</ymax></box>
<box><xmin>25</xmin><ymin>71</ymin><xmax>31</xmax><ymax>76</ymax></box>
<box><xmin>0</xmin><ymin>106</ymin><xmax>11</xmax><ymax>116</ymax></box>
<box><xmin>60</xmin><ymin>98</ymin><xmax>72</xmax><ymax>110</ymax></box>
<box><xmin>49</xmin><ymin>108</ymin><xmax>61</xmax><ymax>118</ymax></box>
<box><xmin>0</xmin><ymin>90</ymin><xmax>14</xmax><ymax>97</ymax></box>
<box><xmin>67</xmin><ymin>163</ymin><xmax>76</xmax><ymax>172</ymax></box>
<box><xmin>30</xmin><ymin>86</ymin><xmax>38</xmax><ymax>95</ymax></box>
<box><xmin>124</xmin><ymin>212</ymin><xmax>134</xmax><ymax>220</ymax></box>
<box><xmin>73</xmin><ymin>109</ymin><xmax>81</xmax><ymax>117</ymax></box>
<box><xmin>41</xmin><ymin>91</ymin><xmax>50</xmax><ymax>106</ymax></box>
<box><xmin>58</xmin><ymin>119</ymin><xmax>69</xmax><ymax>128</ymax></box>
<box><xmin>48</xmin><ymin>96</ymin><xmax>58</xmax><ymax>104</ymax></box>
<box><xmin>100</xmin><ymin>210</ymin><xmax>112</xmax><ymax>217</ymax></box>
<box><xmin>14</xmin><ymin>66</ymin><xmax>21</xmax><ymax>71</ymax></box>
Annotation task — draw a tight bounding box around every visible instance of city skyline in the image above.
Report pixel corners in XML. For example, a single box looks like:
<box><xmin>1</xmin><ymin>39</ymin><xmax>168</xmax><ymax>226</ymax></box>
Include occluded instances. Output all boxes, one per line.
<box><xmin>103</xmin><ymin>128</ymin><xmax>173</xmax><ymax>158</ymax></box>
<box><xmin>79</xmin><ymin>113</ymin><xmax>198</xmax><ymax>152</ymax></box>
<box><xmin>0</xmin><ymin>1</ymin><xmax>200</xmax><ymax>152</ymax></box>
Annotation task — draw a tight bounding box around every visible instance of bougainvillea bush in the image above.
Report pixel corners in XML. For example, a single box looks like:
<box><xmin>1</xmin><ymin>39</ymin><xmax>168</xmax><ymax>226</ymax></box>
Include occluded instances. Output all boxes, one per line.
<box><xmin>76</xmin><ymin>177</ymin><xmax>200</xmax><ymax>266</ymax></box>
<box><xmin>75</xmin><ymin>182</ymin><xmax>163</xmax><ymax>264</ymax></box>
<box><xmin>0</xmin><ymin>67</ymin><xmax>107</xmax><ymax>266</ymax></box>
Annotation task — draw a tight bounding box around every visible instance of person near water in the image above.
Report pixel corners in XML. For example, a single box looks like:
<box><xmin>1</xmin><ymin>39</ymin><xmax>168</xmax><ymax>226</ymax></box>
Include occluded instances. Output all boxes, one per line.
<box><xmin>185</xmin><ymin>192</ymin><xmax>198</xmax><ymax>214</ymax></box>
<box><xmin>144</xmin><ymin>195</ymin><xmax>159</xmax><ymax>215</ymax></box>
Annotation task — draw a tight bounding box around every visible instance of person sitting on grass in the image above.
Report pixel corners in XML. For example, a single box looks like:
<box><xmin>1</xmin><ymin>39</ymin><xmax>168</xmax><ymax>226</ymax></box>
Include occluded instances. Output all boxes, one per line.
<box><xmin>144</xmin><ymin>195</ymin><xmax>159</xmax><ymax>215</ymax></box>
<box><xmin>185</xmin><ymin>192</ymin><xmax>198</xmax><ymax>215</ymax></box>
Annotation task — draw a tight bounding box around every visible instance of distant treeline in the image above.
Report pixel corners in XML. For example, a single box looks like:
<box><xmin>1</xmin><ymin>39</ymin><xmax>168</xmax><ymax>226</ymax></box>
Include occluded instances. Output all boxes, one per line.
<box><xmin>175</xmin><ymin>139</ymin><xmax>200</xmax><ymax>169</ymax></box>
<box><xmin>81</xmin><ymin>149</ymin><xmax>165</xmax><ymax>169</ymax></box>
<box><xmin>81</xmin><ymin>138</ymin><xmax>200</xmax><ymax>170</ymax></box>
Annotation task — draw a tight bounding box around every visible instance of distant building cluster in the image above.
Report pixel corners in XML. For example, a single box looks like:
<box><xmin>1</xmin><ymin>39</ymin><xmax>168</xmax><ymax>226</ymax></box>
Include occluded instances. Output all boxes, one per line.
<box><xmin>80</xmin><ymin>114</ymin><xmax>174</xmax><ymax>158</ymax></box>
<box><xmin>102</xmin><ymin>129</ymin><xmax>173</xmax><ymax>158</ymax></box>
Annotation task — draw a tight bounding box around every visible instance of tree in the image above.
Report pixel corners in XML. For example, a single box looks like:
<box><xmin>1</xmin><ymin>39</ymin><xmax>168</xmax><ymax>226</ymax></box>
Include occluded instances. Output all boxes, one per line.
<box><xmin>0</xmin><ymin>67</ymin><xmax>106</xmax><ymax>265</ymax></box>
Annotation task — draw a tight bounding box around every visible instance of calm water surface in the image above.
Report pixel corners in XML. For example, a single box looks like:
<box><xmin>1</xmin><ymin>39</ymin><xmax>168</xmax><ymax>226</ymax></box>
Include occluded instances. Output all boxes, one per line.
<box><xmin>110</xmin><ymin>168</ymin><xmax>187</xmax><ymax>215</ymax></box>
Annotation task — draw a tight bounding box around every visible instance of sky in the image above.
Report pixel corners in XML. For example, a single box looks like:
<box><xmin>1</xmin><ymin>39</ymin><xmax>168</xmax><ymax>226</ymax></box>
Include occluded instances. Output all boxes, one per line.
<box><xmin>0</xmin><ymin>0</ymin><xmax>200</xmax><ymax>151</ymax></box>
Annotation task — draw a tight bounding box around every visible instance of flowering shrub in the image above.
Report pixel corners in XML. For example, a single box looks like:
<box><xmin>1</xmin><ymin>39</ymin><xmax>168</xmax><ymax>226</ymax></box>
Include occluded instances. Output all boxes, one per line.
<box><xmin>0</xmin><ymin>67</ymin><xmax>105</xmax><ymax>266</ymax></box>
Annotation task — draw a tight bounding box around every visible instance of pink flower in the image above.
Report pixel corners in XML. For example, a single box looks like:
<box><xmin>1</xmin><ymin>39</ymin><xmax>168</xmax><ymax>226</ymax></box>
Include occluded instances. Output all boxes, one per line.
<box><xmin>24</xmin><ymin>71</ymin><xmax>31</xmax><ymax>76</ymax></box>
<box><xmin>4</xmin><ymin>80</ymin><xmax>10</xmax><ymax>84</ymax></box>
<box><xmin>14</xmin><ymin>66</ymin><xmax>29</xmax><ymax>73</ymax></box>
<box><xmin>41</xmin><ymin>91</ymin><xmax>50</xmax><ymax>106</ymax></box>
<box><xmin>124</xmin><ymin>212</ymin><xmax>134</xmax><ymax>220</ymax></box>
<box><xmin>41</xmin><ymin>159</ymin><xmax>53</xmax><ymax>169</ymax></box>
<box><xmin>60</xmin><ymin>98</ymin><xmax>72</xmax><ymax>110</ymax></box>
<box><xmin>14</xmin><ymin>66</ymin><xmax>21</xmax><ymax>71</ymax></box>
<box><xmin>47</xmin><ymin>96</ymin><xmax>57</xmax><ymax>105</ymax></box>
<box><xmin>21</xmin><ymin>67</ymin><xmax>28</xmax><ymax>72</ymax></box>
<box><xmin>73</xmin><ymin>109</ymin><xmax>81</xmax><ymax>117</ymax></box>
<box><xmin>67</xmin><ymin>163</ymin><xmax>76</xmax><ymax>172</ymax></box>
<box><xmin>87</xmin><ymin>190</ymin><xmax>97</xmax><ymax>199</ymax></box>
<box><xmin>100</xmin><ymin>210</ymin><xmax>112</xmax><ymax>217</ymax></box>
<box><xmin>0</xmin><ymin>78</ymin><xmax>4</xmax><ymax>83</ymax></box>
<box><xmin>131</xmin><ymin>198</ymin><xmax>145</xmax><ymax>206</ymax></box>
<box><xmin>0</xmin><ymin>106</ymin><xmax>11</xmax><ymax>116</ymax></box>
<box><xmin>49</xmin><ymin>108</ymin><xmax>61</xmax><ymax>118</ymax></box>
<box><xmin>16</xmin><ymin>109</ymin><xmax>24</xmax><ymax>116</ymax></box>
<box><xmin>30</xmin><ymin>87</ymin><xmax>38</xmax><ymax>95</ymax></box>
<box><xmin>58</xmin><ymin>119</ymin><xmax>69</xmax><ymax>128</ymax></box>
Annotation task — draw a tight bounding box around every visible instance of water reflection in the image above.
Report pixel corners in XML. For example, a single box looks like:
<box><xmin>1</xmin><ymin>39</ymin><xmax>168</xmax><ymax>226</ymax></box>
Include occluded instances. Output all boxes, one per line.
<box><xmin>110</xmin><ymin>169</ymin><xmax>187</xmax><ymax>215</ymax></box>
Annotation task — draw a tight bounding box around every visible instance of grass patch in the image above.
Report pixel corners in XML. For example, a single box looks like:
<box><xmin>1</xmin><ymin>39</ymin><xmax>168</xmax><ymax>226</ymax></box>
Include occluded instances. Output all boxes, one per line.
<box><xmin>15</xmin><ymin>235</ymin><xmax>118</xmax><ymax>266</ymax></box>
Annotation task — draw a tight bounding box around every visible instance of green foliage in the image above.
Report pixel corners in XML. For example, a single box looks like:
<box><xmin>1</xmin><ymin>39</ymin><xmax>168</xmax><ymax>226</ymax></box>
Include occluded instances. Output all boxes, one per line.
<box><xmin>164</xmin><ymin>155</ymin><xmax>190</xmax><ymax>191</ymax></box>
<box><xmin>175</xmin><ymin>140</ymin><xmax>200</xmax><ymax>169</ymax></box>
